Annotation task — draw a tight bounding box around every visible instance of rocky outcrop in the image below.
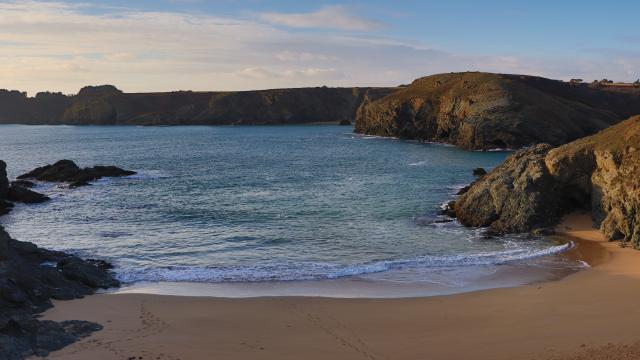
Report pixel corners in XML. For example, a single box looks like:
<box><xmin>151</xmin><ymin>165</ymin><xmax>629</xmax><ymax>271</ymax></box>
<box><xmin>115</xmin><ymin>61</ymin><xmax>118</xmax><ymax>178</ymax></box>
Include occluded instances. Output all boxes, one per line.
<box><xmin>0</xmin><ymin>227</ymin><xmax>118</xmax><ymax>359</ymax></box>
<box><xmin>10</xmin><ymin>180</ymin><xmax>35</xmax><ymax>189</ymax></box>
<box><xmin>472</xmin><ymin>168</ymin><xmax>487</xmax><ymax>176</ymax></box>
<box><xmin>355</xmin><ymin>72</ymin><xmax>640</xmax><ymax>150</ymax></box>
<box><xmin>454</xmin><ymin>144</ymin><xmax>566</xmax><ymax>234</ymax></box>
<box><xmin>0</xmin><ymin>161</ymin><xmax>11</xmax><ymax>215</ymax></box>
<box><xmin>18</xmin><ymin>160</ymin><xmax>136</xmax><ymax>187</ymax></box>
<box><xmin>0</xmin><ymin>160</ymin><xmax>120</xmax><ymax>359</ymax></box>
<box><xmin>453</xmin><ymin>115</ymin><xmax>640</xmax><ymax>246</ymax></box>
<box><xmin>0</xmin><ymin>86</ymin><xmax>395</xmax><ymax>126</ymax></box>
<box><xmin>7</xmin><ymin>184</ymin><xmax>49</xmax><ymax>204</ymax></box>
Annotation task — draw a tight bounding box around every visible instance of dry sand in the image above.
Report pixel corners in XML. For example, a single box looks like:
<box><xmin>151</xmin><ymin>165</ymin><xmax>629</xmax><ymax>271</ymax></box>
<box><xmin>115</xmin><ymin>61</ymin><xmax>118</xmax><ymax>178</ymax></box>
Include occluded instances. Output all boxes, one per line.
<box><xmin>38</xmin><ymin>212</ymin><xmax>640</xmax><ymax>360</ymax></box>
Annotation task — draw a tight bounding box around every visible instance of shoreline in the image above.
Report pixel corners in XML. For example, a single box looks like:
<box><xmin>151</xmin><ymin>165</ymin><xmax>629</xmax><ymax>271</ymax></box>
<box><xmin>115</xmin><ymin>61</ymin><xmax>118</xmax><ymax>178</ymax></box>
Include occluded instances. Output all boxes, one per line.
<box><xmin>38</xmin><ymin>211</ymin><xmax>640</xmax><ymax>360</ymax></box>
<box><xmin>111</xmin><ymin>259</ymin><xmax>577</xmax><ymax>299</ymax></box>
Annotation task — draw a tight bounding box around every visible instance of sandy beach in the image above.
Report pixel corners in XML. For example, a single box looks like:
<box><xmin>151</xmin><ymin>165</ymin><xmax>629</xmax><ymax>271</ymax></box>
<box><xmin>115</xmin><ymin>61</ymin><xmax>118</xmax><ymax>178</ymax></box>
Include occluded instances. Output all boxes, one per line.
<box><xmin>38</xmin><ymin>212</ymin><xmax>640</xmax><ymax>360</ymax></box>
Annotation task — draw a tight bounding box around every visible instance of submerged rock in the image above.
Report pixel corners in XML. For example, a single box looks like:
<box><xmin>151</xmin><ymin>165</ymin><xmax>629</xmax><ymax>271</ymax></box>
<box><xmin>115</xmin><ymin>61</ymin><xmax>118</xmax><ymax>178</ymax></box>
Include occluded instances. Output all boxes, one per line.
<box><xmin>453</xmin><ymin>115</ymin><xmax>640</xmax><ymax>246</ymax></box>
<box><xmin>472</xmin><ymin>167</ymin><xmax>487</xmax><ymax>176</ymax></box>
<box><xmin>18</xmin><ymin>159</ymin><xmax>136</xmax><ymax>186</ymax></box>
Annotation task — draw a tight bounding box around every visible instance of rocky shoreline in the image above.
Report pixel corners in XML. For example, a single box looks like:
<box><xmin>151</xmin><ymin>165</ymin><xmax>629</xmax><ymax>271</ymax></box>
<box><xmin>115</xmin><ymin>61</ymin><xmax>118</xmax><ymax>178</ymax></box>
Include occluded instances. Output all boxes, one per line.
<box><xmin>0</xmin><ymin>160</ymin><xmax>131</xmax><ymax>359</ymax></box>
<box><xmin>448</xmin><ymin>115</ymin><xmax>640</xmax><ymax>246</ymax></box>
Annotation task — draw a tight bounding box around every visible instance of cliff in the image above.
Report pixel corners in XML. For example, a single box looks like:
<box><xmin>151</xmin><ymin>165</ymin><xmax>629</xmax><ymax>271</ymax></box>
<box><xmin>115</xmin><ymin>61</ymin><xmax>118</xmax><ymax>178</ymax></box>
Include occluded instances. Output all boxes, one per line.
<box><xmin>355</xmin><ymin>72</ymin><xmax>640</xmax><ymax>150</ymax></box>
<box><xmin>0</xmin><ymin>86</ymin><xmax>395</xmax><ymax>126</ymax></box>
<box><xmin>453</xmin><ymin>115</ymin><xmax>640</xmax><ymax>246</ymax></box>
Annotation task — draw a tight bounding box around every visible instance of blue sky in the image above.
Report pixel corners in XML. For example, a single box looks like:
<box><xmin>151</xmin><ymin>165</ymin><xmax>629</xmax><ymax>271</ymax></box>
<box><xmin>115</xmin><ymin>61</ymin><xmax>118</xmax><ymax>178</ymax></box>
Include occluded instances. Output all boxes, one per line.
<box><xmin>1</xmin><ymin>0</ymin><xmax>639</xmax><ymax>94</ymax></box>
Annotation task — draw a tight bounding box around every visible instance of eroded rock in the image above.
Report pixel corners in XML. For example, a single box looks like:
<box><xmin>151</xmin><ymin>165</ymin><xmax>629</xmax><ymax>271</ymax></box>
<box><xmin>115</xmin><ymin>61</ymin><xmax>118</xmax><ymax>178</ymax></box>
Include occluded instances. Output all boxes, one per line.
<box><xmin>7</xmin><ymin>184</ymin><xmax>49</xmax><ymax>204</ymax></box>
<box><xmin>18</xmin><ymin>160</ymin><xmax>136</xmax><ymax>186</ymax></box>
<box><xmin>355</xmin><ymin>72</ymin><xmax>640</xmax><ymax>150</ymax></box>
<box><xmin>472</xmin><ymin>167</ymin><xmax>487</xmax><ymax>176</ymax></box>
<box><xmin>453</xmin><ymin>115</ymin><xmax>640</xmax><ymax>246</ymax></box>
<box><xmin>454</xmin><ymin>144</ymin><xmax>565</xmax><ymax>234</ymax></box>
<box><xmin>0</xmin><ymin>160</ymin><xmax>120</xmax><ymax>359</ymax></box>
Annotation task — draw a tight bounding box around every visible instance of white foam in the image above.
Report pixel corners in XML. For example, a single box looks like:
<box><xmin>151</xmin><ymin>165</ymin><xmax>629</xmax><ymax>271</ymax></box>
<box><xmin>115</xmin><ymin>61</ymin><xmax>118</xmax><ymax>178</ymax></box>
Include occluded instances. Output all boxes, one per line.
<box><xmin>125</xmin><ymin>170</ymin><xmax>170</xmax><ymax>180</ymax></box>
<box><xmin>577</xmin><ymin>260</ymin><xmax>591</xmax><ymax>268</ymax></box>
<box><xmin>116</xmin><ymin>242</ymin><xmax>573</xmax><ymax>284</ymax></box>
<box><xmin>408</xmin><ymin>160</ymin><xmax>428</xmax><ymax>166</ymax></box>
<box><xmin>85</xmin><ymin>169</ymin><xmax>169</xmax><ymax>185</ymax></box>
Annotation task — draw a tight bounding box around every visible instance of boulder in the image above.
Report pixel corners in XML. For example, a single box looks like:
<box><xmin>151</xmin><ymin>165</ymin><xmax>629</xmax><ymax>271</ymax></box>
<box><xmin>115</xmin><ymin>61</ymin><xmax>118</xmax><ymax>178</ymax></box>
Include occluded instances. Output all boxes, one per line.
<box><xmin>18</xmin><ymin>160</ymin><xmax>136</xmax><ymax>185</ymax></box>
<box><xmin>18</xmin><ymin>159</ymin><xmax>81</xmax><ymax>181</ymax></box>
<box><xmin>472</xmin><ymin>167</ymin><xmax>487</xmax><ymax>176</ymax></box>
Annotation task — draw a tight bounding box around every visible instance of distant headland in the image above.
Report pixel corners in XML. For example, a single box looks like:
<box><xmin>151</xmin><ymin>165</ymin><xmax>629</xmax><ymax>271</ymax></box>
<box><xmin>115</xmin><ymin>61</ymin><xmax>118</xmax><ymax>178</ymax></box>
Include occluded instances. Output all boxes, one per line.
<box><xmin>2</xmin><ymin>72</ymin><xmax>640</xmax><ymax>151</ymax></box>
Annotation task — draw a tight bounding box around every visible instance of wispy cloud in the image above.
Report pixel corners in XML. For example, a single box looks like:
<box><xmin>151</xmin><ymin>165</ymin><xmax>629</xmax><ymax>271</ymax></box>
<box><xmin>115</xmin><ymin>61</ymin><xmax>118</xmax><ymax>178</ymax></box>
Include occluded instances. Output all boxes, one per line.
<box><xmin>0</xmin><ymin>1</ymin><xmax>638</xmax><ymax>95</ymax></box>
<box><xmin>236</xmin><ymin>67</ymin><xmax>344</xmax><ymax>80</ymax></box>
<box><xmin>259</xmin><ymin>5</ymin><xmax>383</xmax><ymax>31</ymax></box>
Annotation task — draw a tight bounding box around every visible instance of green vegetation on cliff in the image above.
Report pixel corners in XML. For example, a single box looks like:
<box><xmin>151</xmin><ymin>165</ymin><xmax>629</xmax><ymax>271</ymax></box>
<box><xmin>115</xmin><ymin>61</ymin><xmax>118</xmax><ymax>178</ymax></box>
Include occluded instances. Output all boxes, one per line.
<box><xmin>355</xmin><ymin>72</ymin><xmax>640</xmax><ymax>150</ymax></box>
<box><xmin>0</xmin><ymin>86</ymin><xmax>395</xmax><ymax>126</ymax></box>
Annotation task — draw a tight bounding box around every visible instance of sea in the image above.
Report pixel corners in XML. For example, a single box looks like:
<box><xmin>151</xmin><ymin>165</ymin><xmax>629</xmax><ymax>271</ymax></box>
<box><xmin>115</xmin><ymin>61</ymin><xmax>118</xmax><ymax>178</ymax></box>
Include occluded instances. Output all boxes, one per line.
<box><xmin>0</xmin><ymin>124</ymin><xmax>583</xmax><ymax>297</ymax></box>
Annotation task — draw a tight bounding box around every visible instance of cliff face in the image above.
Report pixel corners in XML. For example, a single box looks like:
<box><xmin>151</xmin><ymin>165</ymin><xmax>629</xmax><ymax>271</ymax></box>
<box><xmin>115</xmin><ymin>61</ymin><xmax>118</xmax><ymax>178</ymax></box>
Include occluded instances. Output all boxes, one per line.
<box><xmin>454</xmin><ymin>144</ymin><xmax>564</xmax><ymax>234</ymax></box>
<box><xmin>355</xmin><ymin>72</ymin><xmax>640</xmax><ymax>150</ymax></box>
<box><xmin>0</xmin><ymin>90</ymin><xmax>72</xmax><ymax>124</ymax></box>
<box><xmin>454</xmin><ymin>115</ymin><xmax>640</xmax><ymax>246</ymax></box>
<box><xmin>0</xmin><ymin>86</ymin><xmax>395</xmax><ymax>126</ymax></box>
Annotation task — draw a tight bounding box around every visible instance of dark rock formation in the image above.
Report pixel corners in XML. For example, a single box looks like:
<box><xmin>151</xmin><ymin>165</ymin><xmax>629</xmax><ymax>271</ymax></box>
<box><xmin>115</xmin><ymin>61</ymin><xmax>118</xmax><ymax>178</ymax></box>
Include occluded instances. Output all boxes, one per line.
<box><xmin>454</xmin><ymin>144</ymin><xmax>565</xmax><ymax>233</ymax></box>
<box><xmin>0</xmin><ymin>90</ymin><xmax>72</xmax><ymax>124</ymax></box>
<box><xmin>0</xmin><ymin>227</ymin><xmax>118</xmax><ymax>359</ymax></box>
<box><xmin>18</xmin><ymin>160</ymin><xmax>136</xmax><ymax>187</ymax></box>
<box><xmin>0</xmin><ymin>161</ymin><xmax>10</xmax><ymax>215</ymax></box>
<box><xmin>453</xmin><ymin>115</ymin><xmax>640</xmax><ymax>246</ymax></box>
<box><xmin>0</xmin><ymin>85</ymin><xmax>396</xmax><ymax>126</ymax></box>
<box><xmin>339</xmin><ymin>119</ymin><xmax>352</xmax><ymax>125</ymax></box>
<box><xmin>472</xmin><ymin>167</ymin><xmax>487</xmax><ymax>176</ymax></box>
<box><xmin>10</xmin><ymin>180</ymin><xmax>35</xmax><ymax>189</ymax></box>
<box><xmin>7</xmin><ymin>184</ymin><xmax>49</xmax><ymax>204</ymax></box>
<box><xmin>439</xmin><ymin>201</ymin><xmax>457</xmax><ymax>218</ymax></box>
<box><xmin>0</xmin><ymin>160</ymin><xmax>120</xmax><ymax>359</ymax></box>
<box><xmin>355</xmin><ymin>72</ymin><xmax>640</xmax><ymax>150</ymax></box>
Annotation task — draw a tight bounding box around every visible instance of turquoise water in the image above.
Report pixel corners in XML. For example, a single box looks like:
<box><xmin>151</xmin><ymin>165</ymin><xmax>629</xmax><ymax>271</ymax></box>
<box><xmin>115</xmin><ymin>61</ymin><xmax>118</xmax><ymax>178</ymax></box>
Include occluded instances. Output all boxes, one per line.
<box><xmin>0</xmin><ymin>125</ymin><xmax>576</xmax><ymax>290</ymax></box>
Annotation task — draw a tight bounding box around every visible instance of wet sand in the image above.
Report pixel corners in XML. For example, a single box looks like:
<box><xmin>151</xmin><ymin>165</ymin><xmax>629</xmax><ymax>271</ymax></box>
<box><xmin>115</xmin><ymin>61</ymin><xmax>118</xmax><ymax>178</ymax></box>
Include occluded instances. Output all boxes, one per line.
<box><xmin>39</xmin><ymin>212</ymin><xmax>640</xmax><ymax>360</ymax></box>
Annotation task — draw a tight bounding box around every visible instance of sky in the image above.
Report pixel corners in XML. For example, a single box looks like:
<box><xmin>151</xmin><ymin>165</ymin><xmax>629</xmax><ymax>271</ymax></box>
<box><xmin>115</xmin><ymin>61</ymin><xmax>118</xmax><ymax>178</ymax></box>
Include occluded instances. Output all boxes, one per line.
<box><xmin>1</xmin><ymin>0</ymin><xmax>639</xmax><ymax>95</ymax></box>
